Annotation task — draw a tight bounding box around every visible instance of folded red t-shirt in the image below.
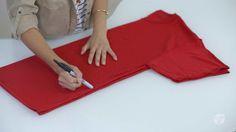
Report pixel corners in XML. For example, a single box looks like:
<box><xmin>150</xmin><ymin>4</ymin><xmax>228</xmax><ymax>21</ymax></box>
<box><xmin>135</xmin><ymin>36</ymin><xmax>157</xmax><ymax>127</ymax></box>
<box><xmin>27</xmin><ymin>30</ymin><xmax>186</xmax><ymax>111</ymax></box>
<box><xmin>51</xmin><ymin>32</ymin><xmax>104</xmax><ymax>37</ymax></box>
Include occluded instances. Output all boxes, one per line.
<box><xmin>0</xmin><ymin>10</ymin><xmax>229</xmax><ymax>115</ymax></box>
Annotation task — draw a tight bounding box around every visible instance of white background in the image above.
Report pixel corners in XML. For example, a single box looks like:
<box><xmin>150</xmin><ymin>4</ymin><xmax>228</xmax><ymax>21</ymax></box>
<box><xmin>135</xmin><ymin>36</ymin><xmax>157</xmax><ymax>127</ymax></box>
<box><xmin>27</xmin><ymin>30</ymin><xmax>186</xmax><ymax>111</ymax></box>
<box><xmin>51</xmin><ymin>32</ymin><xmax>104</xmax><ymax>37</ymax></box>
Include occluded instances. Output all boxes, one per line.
<box><xmin>0</xmin><ymin>0</ymin><xmax>236</xmax><ymax>132</ymax></box>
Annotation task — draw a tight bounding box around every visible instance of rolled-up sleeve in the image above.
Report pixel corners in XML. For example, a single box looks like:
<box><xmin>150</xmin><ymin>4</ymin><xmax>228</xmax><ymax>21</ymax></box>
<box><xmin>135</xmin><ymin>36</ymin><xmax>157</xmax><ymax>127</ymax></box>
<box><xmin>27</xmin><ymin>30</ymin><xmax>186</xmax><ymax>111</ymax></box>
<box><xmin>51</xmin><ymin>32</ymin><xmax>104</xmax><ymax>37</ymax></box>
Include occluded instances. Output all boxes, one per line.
<box><xmin>7</xmin><ymin>0</ymin><xmax>39</xmax><ymax>38</ymax></box>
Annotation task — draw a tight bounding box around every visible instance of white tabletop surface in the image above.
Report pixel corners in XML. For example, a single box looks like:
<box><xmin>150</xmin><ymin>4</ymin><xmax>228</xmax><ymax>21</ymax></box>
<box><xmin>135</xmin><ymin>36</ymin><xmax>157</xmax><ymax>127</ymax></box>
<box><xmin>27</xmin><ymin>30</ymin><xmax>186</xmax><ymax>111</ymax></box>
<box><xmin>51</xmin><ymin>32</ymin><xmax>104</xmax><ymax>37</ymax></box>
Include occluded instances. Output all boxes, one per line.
<box><xmin>0</xmin><ymin>0</ymin><xmax>236</xmax><ymax>132</ymax></box>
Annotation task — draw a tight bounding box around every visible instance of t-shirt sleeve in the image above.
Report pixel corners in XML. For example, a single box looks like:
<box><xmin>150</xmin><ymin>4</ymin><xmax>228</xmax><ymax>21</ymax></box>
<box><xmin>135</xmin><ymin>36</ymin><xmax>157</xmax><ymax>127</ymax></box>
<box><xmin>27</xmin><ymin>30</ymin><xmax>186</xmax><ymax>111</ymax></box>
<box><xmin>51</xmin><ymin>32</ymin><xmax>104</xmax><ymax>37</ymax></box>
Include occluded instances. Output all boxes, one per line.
<box><xmin>147</xmin><ymin>45</ymin><xmax>229</xmax><ymax>82</ymax></box>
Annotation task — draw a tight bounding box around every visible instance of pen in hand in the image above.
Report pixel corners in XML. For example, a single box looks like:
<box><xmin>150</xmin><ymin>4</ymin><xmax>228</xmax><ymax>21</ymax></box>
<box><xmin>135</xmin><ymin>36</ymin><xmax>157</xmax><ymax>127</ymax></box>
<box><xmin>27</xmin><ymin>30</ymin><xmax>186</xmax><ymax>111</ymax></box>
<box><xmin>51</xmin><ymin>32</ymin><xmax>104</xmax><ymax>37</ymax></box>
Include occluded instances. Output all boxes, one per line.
<box><xmin>53</xmin><ymin>59</ymin><xmax>94</xmax><ymax>89</ymax></box>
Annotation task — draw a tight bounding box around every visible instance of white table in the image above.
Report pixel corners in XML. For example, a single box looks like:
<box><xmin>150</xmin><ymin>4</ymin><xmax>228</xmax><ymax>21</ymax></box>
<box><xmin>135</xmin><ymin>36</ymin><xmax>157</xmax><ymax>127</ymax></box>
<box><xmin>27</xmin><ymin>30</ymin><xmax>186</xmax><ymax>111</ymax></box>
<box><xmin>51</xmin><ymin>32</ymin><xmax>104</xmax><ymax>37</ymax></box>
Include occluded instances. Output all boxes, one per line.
<box><xmin>1</xmin><ymin>0</ymin><xmax>236</xmax><ymax>132</ymax></box>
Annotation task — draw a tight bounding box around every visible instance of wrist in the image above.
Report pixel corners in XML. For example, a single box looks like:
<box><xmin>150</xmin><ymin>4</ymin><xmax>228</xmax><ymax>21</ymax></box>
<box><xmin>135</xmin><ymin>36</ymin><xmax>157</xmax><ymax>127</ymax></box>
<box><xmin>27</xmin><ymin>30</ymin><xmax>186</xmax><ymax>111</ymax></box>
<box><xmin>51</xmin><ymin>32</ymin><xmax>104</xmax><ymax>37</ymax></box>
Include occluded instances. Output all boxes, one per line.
<box><xmin>93</xmin><ymin>28</ymin><xmax>107</xmax><ymax>36</ymax></box>
<box><xmin>93</xmin><ymin>21</ymin><xmax>107</xmax><ymax>33</ymax></box>
<box><xmin>92</xmin><ymin>12</ymin><xmax>107</xmax><ymax>35</ymax></box>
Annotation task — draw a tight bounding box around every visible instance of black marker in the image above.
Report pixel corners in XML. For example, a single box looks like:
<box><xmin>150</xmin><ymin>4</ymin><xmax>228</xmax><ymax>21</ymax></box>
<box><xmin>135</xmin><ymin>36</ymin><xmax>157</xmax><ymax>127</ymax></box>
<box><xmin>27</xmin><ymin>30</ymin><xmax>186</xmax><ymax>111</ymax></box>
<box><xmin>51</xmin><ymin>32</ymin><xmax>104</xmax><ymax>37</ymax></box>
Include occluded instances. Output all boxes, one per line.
<box><xmin>53</xmin><ymin>59</ymin><xmax>94</xmax><ymax>89</ymax></box>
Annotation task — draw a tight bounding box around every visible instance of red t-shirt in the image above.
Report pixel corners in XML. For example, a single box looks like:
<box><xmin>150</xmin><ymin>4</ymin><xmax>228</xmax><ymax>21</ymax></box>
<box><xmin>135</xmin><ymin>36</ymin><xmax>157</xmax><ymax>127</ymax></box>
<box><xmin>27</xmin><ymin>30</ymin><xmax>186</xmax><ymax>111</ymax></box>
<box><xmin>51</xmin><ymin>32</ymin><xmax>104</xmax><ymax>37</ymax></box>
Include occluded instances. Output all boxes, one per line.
<box><xmin>0</xmin><ymin>10</ymin><xmax>229</xmax><ymax>115</ymax></box>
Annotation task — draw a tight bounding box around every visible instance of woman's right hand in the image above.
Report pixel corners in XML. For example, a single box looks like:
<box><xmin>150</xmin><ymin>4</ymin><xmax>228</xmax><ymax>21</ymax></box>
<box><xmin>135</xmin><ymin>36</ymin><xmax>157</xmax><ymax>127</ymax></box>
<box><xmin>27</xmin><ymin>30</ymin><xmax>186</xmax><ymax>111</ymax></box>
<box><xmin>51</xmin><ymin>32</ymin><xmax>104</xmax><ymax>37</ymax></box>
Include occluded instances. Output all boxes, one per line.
<box><xmin>20</xmin><ymin>28</ymin><xmax>83</xmax><ymax>91</ymax></box>
<box><xmin>57</xmin><ymin>64</ymin><xmax>83</xmax><ymax>91</ymax></box>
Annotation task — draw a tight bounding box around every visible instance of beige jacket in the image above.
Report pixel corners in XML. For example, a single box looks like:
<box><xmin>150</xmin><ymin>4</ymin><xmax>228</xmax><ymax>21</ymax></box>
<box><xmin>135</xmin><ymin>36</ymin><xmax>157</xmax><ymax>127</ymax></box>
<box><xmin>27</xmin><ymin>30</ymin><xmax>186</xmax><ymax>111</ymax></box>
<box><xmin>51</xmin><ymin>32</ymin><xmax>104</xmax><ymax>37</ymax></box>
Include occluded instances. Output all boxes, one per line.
<box><xmin>7</xmin><ymin>0</ymin><xmax>122</xmax><ymax>39</ymax></box>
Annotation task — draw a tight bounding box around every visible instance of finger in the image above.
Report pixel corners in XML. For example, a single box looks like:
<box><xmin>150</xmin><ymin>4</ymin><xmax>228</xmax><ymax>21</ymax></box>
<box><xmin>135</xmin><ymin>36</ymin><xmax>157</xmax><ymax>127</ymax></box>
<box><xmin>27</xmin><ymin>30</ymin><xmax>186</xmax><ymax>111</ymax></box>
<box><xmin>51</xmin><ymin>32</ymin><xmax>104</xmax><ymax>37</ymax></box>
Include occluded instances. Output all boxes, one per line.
<box><xmin>71</xmin><ymin>69</ymin><xmax>83</xmax><ymax>87</ymax></box>
<box><xmin>59</xmin><ymin>81</ymin><xmax>72</xmax><ymax>90</ymax></box>
<box><xmin>59</xmin><ymin>81</ymin><xmax>77</xmax><ymax>91</ymax></box>
<box><xmin>58</xmin><ymin>74</ymin><xmax>70</xmax><ymax>84</ymax></box>
<box><xmin>101</xmin><ymin>50</ymin><xmax>107</xmax><ymax>65</ymax></box>
<box><xmin>72</xmin><ymin>66</ymin><xmax>83</xmax><ymax>78</ymax></box>
<box><xmin>108</xmin><ymin>48</ymin><xmax>118</xmax><ymax>61</ymax></box>
<box><xmin>88</xmin><ymin>47</ymin><xmax>96</xmax><ymax>64</ymax></box>
<box><xmin>59</xmin><ymin>81</ymin><xmax>66</xmax><ymax>88</ymax></box>
<box><xmin>76</xmin><ymin>81</ymin><xmax>82</xmax><ymax>87</ymax></box>
<box><xmin>61</xmin><ymin>72</ymin><xmax>78</xmax><ymax>83</ymax></box>
<box><xmin>75</xmin><ymin>73</ymin><xmax>83</xmax><ymax>85</ymax></box>
<box><xmin>69</xmin><ymin>82</ymin><xmax>80</xmax><ymax>90</ymax></box>
<box><xmin>95</xmin><ymin>48</ymin><xmax>102</xmax><ymax>66</ymax></box>
<box><xmin>58</xmin><ymin>75</ymin><xmax>65</xmax><ymax>83</ymax></box>
<box><xmin>61</xmin><ymin>66</ymin><xmax>83</xmax><ymax>84</ymax></box>
<box><xmin>60</xmin><ymin>77</ymin><xmax>81</xmax><ymax>90</ymax></box>
<box><xmin>59</xmin><ymin>76</ymin><xmax>78</xmax><ymax>89</ymax></box>
<box><xmin>59</xmin><ymin>81</ymin><xmax>70</xmax><ymax>89</ymax></box>
<box><xmin>81</xmin><ymin>43</ymin><xmax>89</xmax><ymax>55</ymax></box>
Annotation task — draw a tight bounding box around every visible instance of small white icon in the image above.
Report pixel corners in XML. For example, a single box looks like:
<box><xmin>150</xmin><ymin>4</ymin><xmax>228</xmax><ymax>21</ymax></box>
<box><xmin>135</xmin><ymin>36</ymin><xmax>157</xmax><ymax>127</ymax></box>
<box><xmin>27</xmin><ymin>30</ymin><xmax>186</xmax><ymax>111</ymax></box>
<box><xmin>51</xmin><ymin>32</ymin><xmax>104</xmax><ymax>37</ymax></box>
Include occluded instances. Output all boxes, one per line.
<box><xmin>213</xmin><ymin>114</ymin><xmax>225</xmax><ymax>125</ymax></box>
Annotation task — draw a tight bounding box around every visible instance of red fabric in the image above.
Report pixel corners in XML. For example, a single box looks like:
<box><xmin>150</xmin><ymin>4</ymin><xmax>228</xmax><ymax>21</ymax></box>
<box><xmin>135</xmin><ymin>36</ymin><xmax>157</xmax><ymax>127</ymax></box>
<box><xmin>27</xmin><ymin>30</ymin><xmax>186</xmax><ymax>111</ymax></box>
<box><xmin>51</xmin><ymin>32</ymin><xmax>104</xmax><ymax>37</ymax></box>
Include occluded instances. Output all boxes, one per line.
<box><xmin>0</xmin><ymin>10</ymin><xmax>229</xmax><ymax>115</ymax></box>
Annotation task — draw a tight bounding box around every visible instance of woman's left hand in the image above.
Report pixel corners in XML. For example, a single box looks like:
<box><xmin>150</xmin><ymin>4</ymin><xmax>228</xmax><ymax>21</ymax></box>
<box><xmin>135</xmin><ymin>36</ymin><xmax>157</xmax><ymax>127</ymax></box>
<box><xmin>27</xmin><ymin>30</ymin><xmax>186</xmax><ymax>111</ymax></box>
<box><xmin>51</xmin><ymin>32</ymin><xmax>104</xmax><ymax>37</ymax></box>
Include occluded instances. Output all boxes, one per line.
<box><xmin>81</xmin><ymin>31</ymin><xmax>118</xmax><ymax>66</ymax></box>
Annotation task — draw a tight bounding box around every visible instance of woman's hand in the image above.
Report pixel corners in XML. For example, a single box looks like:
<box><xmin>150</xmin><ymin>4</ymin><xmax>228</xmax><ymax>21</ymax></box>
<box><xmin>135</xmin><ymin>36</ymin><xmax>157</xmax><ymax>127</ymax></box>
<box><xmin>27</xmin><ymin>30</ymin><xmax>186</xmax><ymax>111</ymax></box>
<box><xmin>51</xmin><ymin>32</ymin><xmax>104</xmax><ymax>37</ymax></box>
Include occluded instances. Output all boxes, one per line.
<box><xmin>57</xmin><ymin>64</ymin><xmax>83</xmax><ymax>91</ymax></box>
<box><xmin>81</xmin><ymin>31</ymin><xmax>118</xmax><ymax>66</ymax></box>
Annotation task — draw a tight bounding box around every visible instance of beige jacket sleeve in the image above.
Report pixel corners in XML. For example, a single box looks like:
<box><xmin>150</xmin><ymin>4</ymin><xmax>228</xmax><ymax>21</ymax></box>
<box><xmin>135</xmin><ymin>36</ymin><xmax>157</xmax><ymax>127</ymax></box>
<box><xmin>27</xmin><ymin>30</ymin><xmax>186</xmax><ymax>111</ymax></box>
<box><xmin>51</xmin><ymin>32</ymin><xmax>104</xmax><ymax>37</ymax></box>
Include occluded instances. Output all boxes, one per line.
<box><xmin>7</xmin><ymin>0</ymin><xmax>39</xmax><ymax>39</ymax></box>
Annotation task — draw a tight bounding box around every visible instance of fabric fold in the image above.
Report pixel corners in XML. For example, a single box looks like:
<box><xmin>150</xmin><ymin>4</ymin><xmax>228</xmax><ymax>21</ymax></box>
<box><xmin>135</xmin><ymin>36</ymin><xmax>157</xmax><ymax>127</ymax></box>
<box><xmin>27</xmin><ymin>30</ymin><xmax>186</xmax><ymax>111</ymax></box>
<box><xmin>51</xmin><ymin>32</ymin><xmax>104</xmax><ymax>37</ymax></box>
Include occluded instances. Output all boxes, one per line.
<box><xmin>147</xmin><ymin>45</ymin><xmax>229</xmax><ymax>82</ymax></box>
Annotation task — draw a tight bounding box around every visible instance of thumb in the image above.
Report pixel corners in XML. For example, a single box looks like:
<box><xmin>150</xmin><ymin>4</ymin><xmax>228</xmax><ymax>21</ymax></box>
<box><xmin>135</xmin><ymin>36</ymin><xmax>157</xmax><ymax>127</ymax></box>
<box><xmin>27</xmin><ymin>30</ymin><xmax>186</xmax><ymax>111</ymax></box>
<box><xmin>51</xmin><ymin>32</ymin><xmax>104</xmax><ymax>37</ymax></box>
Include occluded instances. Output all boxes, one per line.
<box><xmin>72</xmin><ymin>66</ymin><xmax>83</xmax><ymax>83</ymax></box>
